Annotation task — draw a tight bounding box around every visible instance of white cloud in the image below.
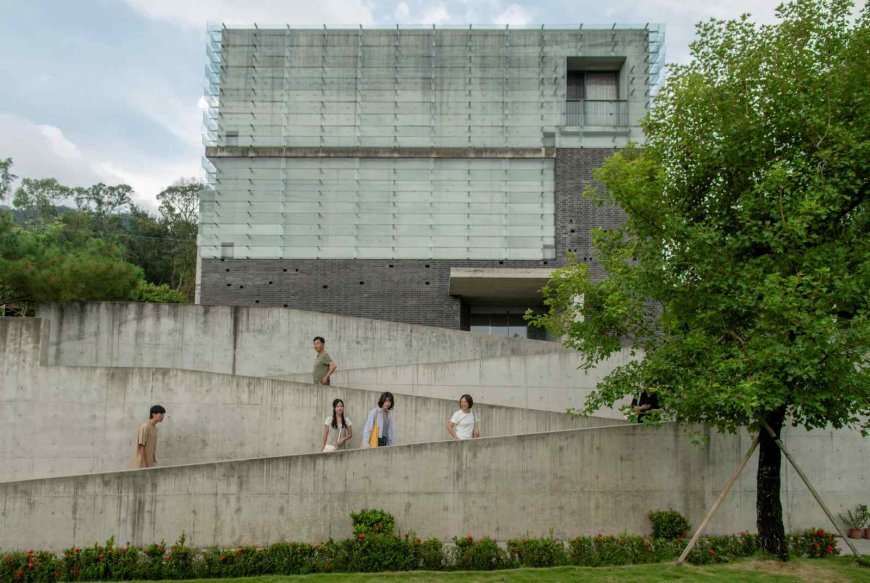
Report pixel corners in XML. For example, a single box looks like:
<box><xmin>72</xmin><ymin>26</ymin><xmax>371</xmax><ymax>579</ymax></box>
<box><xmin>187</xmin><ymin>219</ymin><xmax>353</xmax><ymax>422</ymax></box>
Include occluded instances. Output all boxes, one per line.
<box><xmin>395</xmin><ymin>2</ymin><xmax>411</xmax><ymax>21</ymax></box>
<box><xmin>494</xmin><ymin>4</ymin><xmax>533</xmax><ymax>26</ymax></box>
<box><xmin>421</xmin><ymin>3</ymin><xmax>455</xmax><ymax>25</ymax></box>
<box><xmin>0</xmin><ymin>114</ymin><xmax>102</xmax><ymax>190</ymax></box>
<box><xmin>0</xmin><ymin>113</ymin><xmax>200</xmax><ymax>211</ymax></box>
<box><xmin>122</xmin><ymin>0</ymin><xmax>376</xmax><ymax>28</ymax></box>
<box><xmin>122</xmin><ymin>79</ymin><xmax>203</xmax><ymax>151</ymax></box>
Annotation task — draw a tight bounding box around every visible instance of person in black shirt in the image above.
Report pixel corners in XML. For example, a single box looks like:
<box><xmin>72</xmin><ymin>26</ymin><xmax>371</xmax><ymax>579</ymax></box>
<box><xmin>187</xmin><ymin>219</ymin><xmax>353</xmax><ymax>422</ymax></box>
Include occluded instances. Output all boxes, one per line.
<box><xmin>630</xmin><ymin>390</ymin><xmax>660</xmax><ymax>423</ymax></box>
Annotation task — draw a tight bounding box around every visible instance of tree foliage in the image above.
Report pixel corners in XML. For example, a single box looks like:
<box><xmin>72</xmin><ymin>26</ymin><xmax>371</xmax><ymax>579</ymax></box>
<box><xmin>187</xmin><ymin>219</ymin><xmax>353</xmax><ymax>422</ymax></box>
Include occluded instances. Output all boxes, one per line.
<box><xmin>529</xmin><ymin>0</ymin><xmax>868</xmax><ymax>558</ymax></box>
<box><xmin>0</xmin><ymin>159</ymin><xmax>198</xmax><ymax>310</ymax></box>
<box><xmin>0</xmin><ymin>216</ymin><xmax>143</xmax><ymax>305</ymax></box>
<box><xmin>12</xmin><ymin>178</ymin><xmax>72</xmax><ymax>224</ymax></box>
<box><xmin>156</xmin><ymin>178</ymin><xmax>201</xmax><ymax>300</ymax></box>
<box><xmin>0</xmin><ymin>158</ymin><xmax>15</xmax><ymax>201</ymax></box>
<box><xmin>532</xmin><ymin>0</ymin><xmax>869</xmax><ymax>434</ymax></box>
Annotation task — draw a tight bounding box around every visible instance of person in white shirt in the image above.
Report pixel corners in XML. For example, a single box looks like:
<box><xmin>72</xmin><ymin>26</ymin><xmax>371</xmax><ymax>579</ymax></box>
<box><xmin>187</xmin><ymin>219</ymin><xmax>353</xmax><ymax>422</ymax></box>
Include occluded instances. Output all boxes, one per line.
<box><xmin>322</xmin><ymin>398</ymin><xmax>353</xmax><ymax>452</ymax></box>
<box><xmin>447</xmin><ymin>394</ymin><xmax>479</xmax><ymax>440</ymax></box>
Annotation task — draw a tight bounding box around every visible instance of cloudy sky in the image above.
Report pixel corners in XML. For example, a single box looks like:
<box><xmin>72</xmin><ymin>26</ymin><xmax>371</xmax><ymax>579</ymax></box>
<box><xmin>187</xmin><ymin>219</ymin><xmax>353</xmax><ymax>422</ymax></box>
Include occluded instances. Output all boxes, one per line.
<box><xmin>0</xmin><ymin>0</ymin><xmax>800</xmax><ymax>210</ymax></box>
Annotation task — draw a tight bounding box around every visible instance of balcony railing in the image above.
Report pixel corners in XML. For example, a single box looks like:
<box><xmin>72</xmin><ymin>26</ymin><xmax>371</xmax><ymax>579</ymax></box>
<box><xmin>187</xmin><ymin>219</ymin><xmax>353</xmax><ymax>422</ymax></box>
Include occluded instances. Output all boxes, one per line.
<box><xmin>565</xmin><ymin>100</ymin><xmax>628</xmax><ymax>127</ymax></box>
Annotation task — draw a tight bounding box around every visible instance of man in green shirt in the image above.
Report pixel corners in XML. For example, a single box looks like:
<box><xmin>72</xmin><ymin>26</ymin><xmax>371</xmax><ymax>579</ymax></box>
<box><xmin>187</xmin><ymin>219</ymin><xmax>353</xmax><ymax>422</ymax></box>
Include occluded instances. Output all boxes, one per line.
<box><xmin>312</xmin><ymin>336</ymin><xmax>338</xmax><ymax>385</ymax></box>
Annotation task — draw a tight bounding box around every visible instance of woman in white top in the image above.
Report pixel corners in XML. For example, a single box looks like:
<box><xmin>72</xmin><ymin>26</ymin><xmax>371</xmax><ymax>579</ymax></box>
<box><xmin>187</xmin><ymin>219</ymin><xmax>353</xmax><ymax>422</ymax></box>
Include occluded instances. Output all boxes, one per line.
<box><xmin>322</xmin><ymin>398</ymin><xmax>353</xmax><ymax>452</ymax></box>
<box><xmin>448</xmin><ymin>394</ymin><xmax>479</xmax><ymax>440</ymax></box>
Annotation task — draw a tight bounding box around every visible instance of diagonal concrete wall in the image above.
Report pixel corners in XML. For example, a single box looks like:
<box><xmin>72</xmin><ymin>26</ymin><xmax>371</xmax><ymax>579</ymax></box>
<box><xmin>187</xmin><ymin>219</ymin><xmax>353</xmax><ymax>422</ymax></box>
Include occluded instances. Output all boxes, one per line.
<box><xmin>1</xmin><ymin>422</ymin><xmax>867</xmax><ymax>552</ymax></box>
<box><xmin>0</xmin><ymin>318</ymin><xmax>616</xmax><ymax>483</ymax></box>
<box><xmin>36</xmin><ymin>302</ymin><xmax>561</xmax><ymax>377</ymax></box>
<box><xmin>280</xmin><ymin>349</ymin><xmax>638</xmax><ymax>416</ymax></box>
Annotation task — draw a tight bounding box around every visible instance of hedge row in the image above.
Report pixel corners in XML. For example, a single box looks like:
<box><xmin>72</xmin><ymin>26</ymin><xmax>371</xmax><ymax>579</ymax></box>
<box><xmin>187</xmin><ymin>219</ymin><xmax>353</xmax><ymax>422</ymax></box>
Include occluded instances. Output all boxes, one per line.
<box><xmin>0</xmin><ymin>529</ymin><xmax>839</xmax><ymax>582</ymax></box>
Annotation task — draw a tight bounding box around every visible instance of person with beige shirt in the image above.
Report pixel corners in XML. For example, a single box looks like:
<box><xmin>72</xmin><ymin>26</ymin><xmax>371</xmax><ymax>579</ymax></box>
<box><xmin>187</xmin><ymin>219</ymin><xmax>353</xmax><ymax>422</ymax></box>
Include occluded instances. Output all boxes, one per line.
<box><xmin>133</xmin><ymin>405</ymin><xmax>165</xmax><ymax>468</ymax></box>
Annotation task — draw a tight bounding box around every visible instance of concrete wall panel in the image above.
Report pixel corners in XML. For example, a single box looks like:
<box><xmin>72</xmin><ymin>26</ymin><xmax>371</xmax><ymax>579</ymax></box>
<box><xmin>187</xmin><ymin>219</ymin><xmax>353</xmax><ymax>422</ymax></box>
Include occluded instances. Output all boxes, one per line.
<box><xmin>36</xmin><ymin>302</ymin><xmax>558</xmax><ymax>375</ymax></box>
<box><xmin>1</xmin><ymin>423</ymin><xmax>866</xmax><ymax>551</ymax></box>
<box><xmin>0</xmin><ymin>318</ymin><xmax>607</xmax><ymax>482</ymax></box>
<box><xmin>282</xmin><ymin>349</ymin><xmax>635</xmax><ymax>416</ymax></box>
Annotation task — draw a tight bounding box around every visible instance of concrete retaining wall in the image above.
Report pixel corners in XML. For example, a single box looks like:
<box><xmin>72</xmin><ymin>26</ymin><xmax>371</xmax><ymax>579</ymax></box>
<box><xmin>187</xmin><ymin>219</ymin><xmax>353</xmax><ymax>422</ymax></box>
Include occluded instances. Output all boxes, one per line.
<box><xmin>1</xmin><ymin>422</ymin><xmax>867</xmax><ymax>551</ymax></box>
<box><xmin>281</xmin><ymin>349</ymin><xmax>636</xmax><ymax>416</ymax></box>
<box><xmin>36</xmin><ymin>303</ymin><xmax>560</xmax><ymax>377</ymax></box>
<box><xmin>0</xmin><ymin>318</ymin><xmax>614</xmax><ymax>483</ymax></box>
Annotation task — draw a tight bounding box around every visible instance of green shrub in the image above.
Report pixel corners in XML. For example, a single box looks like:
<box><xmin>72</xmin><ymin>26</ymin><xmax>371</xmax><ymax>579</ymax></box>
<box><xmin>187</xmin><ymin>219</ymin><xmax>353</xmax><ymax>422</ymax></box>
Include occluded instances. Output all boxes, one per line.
<box><xmin>349</xmin><ymin>509</ymin><xmax>396</xmax><ymax>536</ymax></box>
<box><xmin>451</xmin><ymin>536</ymin><xmax>510</xmax><ymax>571</ymax></box>
<box><xmin>787</xmin><ymin>528</ymin><xmax>839</xmax><ymax>558</ymax></box>
<box><xmin>567</xmin><ymin>533</ymin><xmax>758</xmax><ymax>567</ymax></box>
<box><xmin>130</xmin><ymin>281</ymin><xmax>188</xmax><ymax>304</ymax></box>
<box><xmin>344</xmin><ymin>533</ymin><xmax>418</xmax><ymax>572</ymax></box>
<box><xmin>0</xmin><ymin>529</ymin><xmax>835</xmax><ymax>579</ymax></box>
<box><xmin>648</xmin><ymin>510</ymin><xmax>691</xmax><ymax>540</ymax></box>
<box><xmin>256</xmin><ymin>541</ymin><xmax>319</xmax><ymax>575</ymax></box>
<box><xmin>0</xmin><ymin>549</ymin><xmax>59</xmax><ymax>583</ymax></box>
<box><xmin>506</xmin><ymin>535</ymin><xmax>568</xmax><ymax>567</ymax></box>
<box><xmin>415</xmin><ymin>538</ymin><xmax>445</xmax><ymax>571</ymax></box>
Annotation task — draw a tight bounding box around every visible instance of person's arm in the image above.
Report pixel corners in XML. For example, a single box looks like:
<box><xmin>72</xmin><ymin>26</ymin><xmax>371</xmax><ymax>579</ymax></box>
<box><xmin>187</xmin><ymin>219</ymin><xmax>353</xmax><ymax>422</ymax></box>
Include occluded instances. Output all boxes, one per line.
<box><xmin>137</xmin><ymin>425</ymin><xmax>149</xmax><ymax>468</ymax></box>
<box><xmin>361</xmin><ymin>409</ymin><xmax>375</xmax><ymax>448</ymax></box>
<box><xmin>321</xmin><ymin>361</ymin><xmax>338</xmax><ymax>385</ymax></box>
<box><xmin>472</xmin><ymin>412</ymin><xmax>480</xmax><ymax>438</ymax></box>
<box><xmin>338</xmin><ymin>424</ymin><xmax>353</xmax><ymax>447</ymax></box>
<box><xmin>321</xmin><ymin>424</ymin><xmax>329</xmax><ymax>451</ymax></box>
<box><xmin>386</xmin><ymin>412</ymin><xmax>394</xmax><ymax>445</ymax></box>
<box><xmin>137</xmin><ymin>444</ymin><xmax>148</xmax><ymax>468</ymax></box>
<box><xmin>447</xmin><ymin>420</ymin><xmax>458</xmax><ymax>439</ymax></box>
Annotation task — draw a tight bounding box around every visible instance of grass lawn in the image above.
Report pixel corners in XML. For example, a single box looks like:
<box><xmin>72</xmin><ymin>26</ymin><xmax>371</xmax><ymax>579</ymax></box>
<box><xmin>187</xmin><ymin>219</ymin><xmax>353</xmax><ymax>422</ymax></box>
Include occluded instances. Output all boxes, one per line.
<box><xmin>127</xmin><ymin>558</ymin><xmax>870</xmax><ymax>583</ymax></box>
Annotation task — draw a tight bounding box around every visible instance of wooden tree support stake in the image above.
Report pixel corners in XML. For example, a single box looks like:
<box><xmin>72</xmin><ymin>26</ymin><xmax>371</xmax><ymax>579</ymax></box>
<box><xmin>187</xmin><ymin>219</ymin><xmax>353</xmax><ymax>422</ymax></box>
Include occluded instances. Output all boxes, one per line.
<box><xmin>676</xmin><ymin>434</ymin><xmax>760</xmax><ymax>566</ymax></box>
<box><xmin>761</xmin><ymin>420</ymin><xmax>861</xmax><ymax>559</ymax></box>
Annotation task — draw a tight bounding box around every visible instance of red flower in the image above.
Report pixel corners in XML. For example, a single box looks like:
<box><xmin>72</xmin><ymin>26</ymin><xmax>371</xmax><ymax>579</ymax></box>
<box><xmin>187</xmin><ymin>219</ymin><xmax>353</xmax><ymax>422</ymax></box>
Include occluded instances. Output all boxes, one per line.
<box><xmin>358</xmin><ymin>533</ymin><xmax>365</xmax><ymax>540</ymax></box>
<box><xmin>236</xmin><ymin>548</ymin><xmax>243</xmax><ymax>556</ymax></box>
<box><xmin>812</xmin><ymin>541</ymin><xmax>820</xmax><ymax>549</ymax></box>
<box><xmin>825</xmin><ymin>545</ymin><xmax>834</xmax><ymax>554</ymax></box>
<box><xmin>594</xmin><ymin>534</ymin><xmax>602</xmax><ymax>540</ymax></box>
<box><xmin>467</xmin><ymin>535</ymin><xmax>473</xmax><ymax>541</ymax></box>
<box><xmin>98</xmin><ymin>554</ymin><xmax>104</xmax><ymax>561</ymax></box>
<box><xmin>27</xmin><ymin>562</ymin><xmax>34</xmax><ymax>568</ymax></box>
<box><xmin>71</xmin><ymin>568</ymin><xmax>79</xmax><ymax>575</ymax></box>
<box><xmin>14</xmin><ymin>569</ymin><xmax>24</xmax><ymax>579</ymax></box>
<box><xmin>708</xmin><ymin>549</ymin><xmax>716</xmax><ymax>554</ymax></box>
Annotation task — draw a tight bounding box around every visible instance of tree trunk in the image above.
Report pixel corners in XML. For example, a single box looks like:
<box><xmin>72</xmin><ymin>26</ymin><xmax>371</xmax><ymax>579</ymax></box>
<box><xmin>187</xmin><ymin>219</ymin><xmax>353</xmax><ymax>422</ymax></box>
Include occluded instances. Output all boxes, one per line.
<box><xmin>756</xmin><ymin>405</ymin><xmax>788</xmax><ymax>560</ymax></box>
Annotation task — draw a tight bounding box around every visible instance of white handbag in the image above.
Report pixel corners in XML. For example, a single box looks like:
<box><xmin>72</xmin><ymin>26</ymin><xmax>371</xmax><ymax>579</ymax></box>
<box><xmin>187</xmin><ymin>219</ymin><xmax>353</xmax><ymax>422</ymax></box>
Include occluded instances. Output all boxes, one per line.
<box><xmin>322</xmin><ymin>425</ymin><xmax>345</xmax><ymax>453</ymax></box>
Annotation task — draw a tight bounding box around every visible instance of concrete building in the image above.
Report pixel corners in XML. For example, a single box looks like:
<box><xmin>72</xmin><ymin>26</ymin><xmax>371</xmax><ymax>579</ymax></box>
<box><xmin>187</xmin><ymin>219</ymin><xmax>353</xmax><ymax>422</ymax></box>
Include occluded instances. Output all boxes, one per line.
<box><xmin>198</xmin><ymin>25</ymin><xmax>665</xmax><ymax>332</ymax></box>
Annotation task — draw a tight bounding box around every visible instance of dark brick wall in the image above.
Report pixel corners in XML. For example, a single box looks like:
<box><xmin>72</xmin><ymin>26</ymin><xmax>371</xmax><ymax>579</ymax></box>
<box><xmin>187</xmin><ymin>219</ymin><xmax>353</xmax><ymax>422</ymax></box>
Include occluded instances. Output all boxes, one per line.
<box><xmin>554</xmin><ymin>148</ymin><xmax>627</xmax><ymax>270</ymax></box>
<box><xmin>200</xmin><ymin>259</ymin><xmax>553</xmax><ymax>328</ymax></box>
<box><xmin>200</xmin><ymin>148</ymin><xmax>627</xmax><ymax>328</ymax></box>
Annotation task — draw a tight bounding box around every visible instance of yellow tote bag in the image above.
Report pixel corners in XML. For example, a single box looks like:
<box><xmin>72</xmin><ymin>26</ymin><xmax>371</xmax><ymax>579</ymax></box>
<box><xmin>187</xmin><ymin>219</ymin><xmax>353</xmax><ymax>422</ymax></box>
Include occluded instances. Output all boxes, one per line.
<box><xmin>362</xmin><ymin>413</ymin><xmax>379</xmax><ymax>448</ymax></box>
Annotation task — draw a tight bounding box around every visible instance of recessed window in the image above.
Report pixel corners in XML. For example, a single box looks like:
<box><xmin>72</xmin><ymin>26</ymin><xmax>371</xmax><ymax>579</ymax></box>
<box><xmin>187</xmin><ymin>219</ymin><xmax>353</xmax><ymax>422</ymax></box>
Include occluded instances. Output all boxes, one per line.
<box><xmin>566</xmin><ymin>57</ymin><xmax>626</xmax><ymax>127</ymax></box>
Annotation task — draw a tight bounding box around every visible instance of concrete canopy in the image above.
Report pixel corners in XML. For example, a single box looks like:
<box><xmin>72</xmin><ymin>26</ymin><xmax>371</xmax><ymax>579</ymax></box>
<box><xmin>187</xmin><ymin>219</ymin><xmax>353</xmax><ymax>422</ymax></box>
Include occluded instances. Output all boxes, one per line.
<box><xmin>448</xmin><ymin>267</ymin><xmax>555</xmax><ymax>306</ymax></box>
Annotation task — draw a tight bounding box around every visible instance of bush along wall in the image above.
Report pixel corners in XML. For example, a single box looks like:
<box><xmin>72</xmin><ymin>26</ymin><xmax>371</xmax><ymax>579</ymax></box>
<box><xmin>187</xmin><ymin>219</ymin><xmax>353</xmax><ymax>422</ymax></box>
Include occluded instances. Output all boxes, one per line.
<box><xmin>0</xmin><ymin>512</ymin><xmax>842</xmax><ymax>582</ymax></box>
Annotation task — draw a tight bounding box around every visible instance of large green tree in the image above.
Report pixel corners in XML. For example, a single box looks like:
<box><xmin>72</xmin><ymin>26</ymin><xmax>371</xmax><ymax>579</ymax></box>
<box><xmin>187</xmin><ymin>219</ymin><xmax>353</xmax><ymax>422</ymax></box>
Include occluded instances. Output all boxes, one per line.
<box><xmin>529</xmin><ymin>0</ymin><xmax>868</xmax><ymax>559</ymax></box>
<box><xmin>156</xmin><ymin>178</ymin><xmax>201</xmax><ymax>301</ymax></box>
<box><xmin>0</xmin><ymin>217</ymin><xmax>144</xmax><ymax>311</ymax></box>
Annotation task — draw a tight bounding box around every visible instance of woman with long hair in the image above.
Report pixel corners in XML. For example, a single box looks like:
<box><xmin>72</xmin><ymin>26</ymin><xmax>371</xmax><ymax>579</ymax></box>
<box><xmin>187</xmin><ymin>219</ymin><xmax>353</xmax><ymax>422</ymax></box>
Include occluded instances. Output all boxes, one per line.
<box><xmin>321</xmin><ymin>398</ymin><xmax>353</xmax><ymax>452</ymax></box>
<box><xmin>361</xmin><ymin>392</ymin><xmax>394</xmax><ymax>448</ymax></box>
